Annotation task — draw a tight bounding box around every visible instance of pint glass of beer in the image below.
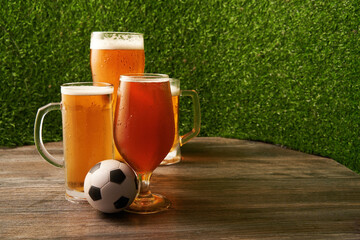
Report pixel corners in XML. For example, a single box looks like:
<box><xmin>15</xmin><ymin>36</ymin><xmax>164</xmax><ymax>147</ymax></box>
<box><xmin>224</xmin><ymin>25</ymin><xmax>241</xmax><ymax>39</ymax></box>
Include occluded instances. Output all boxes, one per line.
<box><xmin>90</xmin><ymin>32</ymin><xmax>145</xmax><ymax>160</ymax></box>
<box><xmin>34</xmin><ymin>82</ymin><xmax>114</xmax><ymax>202</ymax></box>
<box><xmin>90</xmin><ymin>32</ymin><xmax>145</xmax><ymax>105</ymax></box>
<box><xmin>161</xmin><ymin>78</ymin><xmax>201</xmax><ymax>165</ymax></box>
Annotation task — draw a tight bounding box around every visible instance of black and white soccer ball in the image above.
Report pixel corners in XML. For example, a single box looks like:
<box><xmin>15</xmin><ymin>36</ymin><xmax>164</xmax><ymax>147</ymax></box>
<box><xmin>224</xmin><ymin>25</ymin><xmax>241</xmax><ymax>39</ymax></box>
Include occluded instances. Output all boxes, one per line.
<box><xmin>84</xmin><ymin>159</ymin><xmax>139</xmax><ymax>213</ymax></box>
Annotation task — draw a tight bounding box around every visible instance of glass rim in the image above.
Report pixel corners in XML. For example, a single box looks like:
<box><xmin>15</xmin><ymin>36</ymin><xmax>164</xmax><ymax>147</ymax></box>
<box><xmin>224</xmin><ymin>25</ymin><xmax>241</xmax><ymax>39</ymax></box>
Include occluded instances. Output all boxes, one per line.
<box><xmin>120</xmin><ymin>73</ymin><xmax>170</xmax><ymax>82</ymax></box>
<box><xmin>91</xmin><ymin>31</ymin><xmax>143</xmax><ymax>36</ymax></box>
<box><xmin>61</xmin><ymin>82</ymin><xmax>113</xmax><ymax>87</ymax></box>
<box><xmin>169</xmin><ymin>78</ymin><xmax>179</xmax><ymax>83</ymax></box>
<box><xmin>61</xmin><ymin>82</ymin><xmax>114</xmax><ymax>95</ymax></box>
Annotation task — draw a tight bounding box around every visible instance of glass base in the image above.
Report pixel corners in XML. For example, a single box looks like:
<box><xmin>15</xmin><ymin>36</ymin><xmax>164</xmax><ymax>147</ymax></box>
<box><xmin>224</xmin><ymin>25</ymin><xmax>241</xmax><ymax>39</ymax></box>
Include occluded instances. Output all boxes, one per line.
<box><xmin>161</xmin><ymin>156</ymin><xmax>181</xmax><ymax>165</ymax></box>
<box><xmin>65</xmin><ymin>189</ymin><xmax>87</xmax><ymax>203</ymax></box>
<box><xmin>161</xmin><ymin>145</ymin><xmax>181</xmax><ymax>165</ymax></box>
<box><xmin>125</xmin><ymin>193</ymin><xmax>171</xmax><ymax>214</ymax></box>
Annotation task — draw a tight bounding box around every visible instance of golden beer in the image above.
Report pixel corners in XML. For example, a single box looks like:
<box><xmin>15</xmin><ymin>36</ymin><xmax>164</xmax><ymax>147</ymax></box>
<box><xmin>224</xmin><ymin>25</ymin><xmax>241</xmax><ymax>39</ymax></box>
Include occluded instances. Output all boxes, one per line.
<box><xmin>90</xmin><ymin>49</ymin><xmax>145</xmax><ymax>99</ymax></box>
<box><xmin>90</xmin><ymin>32</ymin><xmax>145</xmax><ymax>105</ymax></box>
<box><xmin>61</xmin><ymin>83</ymin><xmax>114</xmax><ymax>197</ymax></box>
<box><xmin>161</xmin><ymin>79</ymin><xmax>201</xmax><ymax>165</ymax></box>
<box><xmin>168</xmin><ymin>91</ymin><xmax>180</xmax><ymax>158</ymax></box>
<box><xmin>90</xmin><ymin>32</ymin><xmax>145</xmax><ymax>160</ymax></box>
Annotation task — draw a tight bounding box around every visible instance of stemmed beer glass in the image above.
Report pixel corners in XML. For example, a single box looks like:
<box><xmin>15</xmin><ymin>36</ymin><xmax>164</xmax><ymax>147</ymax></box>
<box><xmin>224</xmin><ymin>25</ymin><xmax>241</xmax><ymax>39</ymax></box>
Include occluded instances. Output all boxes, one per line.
<box><xmin>113</xmin><ymin>73</ymin><xmax>175</xmax><ymax>214</ymax></box>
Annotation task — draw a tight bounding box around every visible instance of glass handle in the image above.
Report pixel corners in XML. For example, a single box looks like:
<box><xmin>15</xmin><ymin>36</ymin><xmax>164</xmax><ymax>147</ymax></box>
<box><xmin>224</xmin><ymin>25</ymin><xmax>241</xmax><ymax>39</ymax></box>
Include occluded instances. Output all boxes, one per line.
<box><xmin>34</xmin><ymin>103</ymin><xmax>64</xmax><ymax>168</ymax></box>
<box><xmin>179</xmin><ymin>90</ymin><xmax>201</xmax><ymax>146</ymax></box>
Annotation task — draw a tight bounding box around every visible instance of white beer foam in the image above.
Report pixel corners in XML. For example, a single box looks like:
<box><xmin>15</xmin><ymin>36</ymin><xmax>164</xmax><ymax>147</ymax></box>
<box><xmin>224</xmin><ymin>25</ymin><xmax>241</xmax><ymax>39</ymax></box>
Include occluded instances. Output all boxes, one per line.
<box><xmin>90</xmin><ymin>36</ymin><xmax>144</xmax><ymax>50</ymax></box>
<box><xmin>61</xmin><ymin>86</ymin><xmax>114</xmax><ymax>95</ymax></box>
<box><xmin>170</xmin><ymin>85</ymin><xmax>180</xmax><ymax>96</ymax></box>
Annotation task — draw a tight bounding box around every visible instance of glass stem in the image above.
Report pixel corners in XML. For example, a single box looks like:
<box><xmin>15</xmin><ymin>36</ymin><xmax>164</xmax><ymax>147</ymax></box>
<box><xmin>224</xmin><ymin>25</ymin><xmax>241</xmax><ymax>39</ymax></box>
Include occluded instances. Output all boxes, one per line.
<box><xmin>138</xmin><ymin>172</ymin><xmax>153</xmax><ymax>199</ymax></box>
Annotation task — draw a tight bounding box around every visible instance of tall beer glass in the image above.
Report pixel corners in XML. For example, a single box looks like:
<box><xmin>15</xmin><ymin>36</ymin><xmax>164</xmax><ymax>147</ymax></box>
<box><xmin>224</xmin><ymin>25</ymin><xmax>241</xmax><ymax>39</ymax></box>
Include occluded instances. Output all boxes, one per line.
<box><xmin>90</xmin><ymin>32</ymin><xmax>145</xmax><ymax>106</ymax></box>
<box><xmin>34</xmin><ymin>82</ymin><xmax>114</xmax><ymax>202</ymax></box>
<box><xmin>90</xmin><ymin>32</ymin><xmax>145</xmax><ymax>160</ymax></box>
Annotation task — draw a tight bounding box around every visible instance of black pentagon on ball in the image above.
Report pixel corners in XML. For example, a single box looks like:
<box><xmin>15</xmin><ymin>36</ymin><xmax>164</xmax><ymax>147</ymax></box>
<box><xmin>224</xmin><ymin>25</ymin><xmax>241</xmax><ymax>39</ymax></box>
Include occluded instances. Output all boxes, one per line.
<box><xmin>110</xmin><ymin>169</ymin><xmax>126</xmax><ymax>184</ymax></box>
<box><xmin>89</xmin><ymin>162</ymin><xmax>101</xmax><ymax>173</ymax></box>
<box><xmin>114</xmin><ymin>196</ymin><xmax>129</xmax><ymax>209</ymax></box>
<box><xmin>89</xmin><ymin>186</ymin><xmax>102</xmax><ymax>201</ymax></box>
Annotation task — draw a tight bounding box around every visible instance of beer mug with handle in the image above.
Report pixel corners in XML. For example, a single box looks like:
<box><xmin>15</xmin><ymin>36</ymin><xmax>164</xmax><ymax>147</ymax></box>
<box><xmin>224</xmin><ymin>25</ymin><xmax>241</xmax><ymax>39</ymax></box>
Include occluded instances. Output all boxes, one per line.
<box><xmin>34</xmin><ymin>82</ymin><xmax>114</xmax><ymax>202</ymax></box>
<box><xmin>161</xmin><ymin>78</ymin><xmax>201</xmax><ymax>165</ymax></box>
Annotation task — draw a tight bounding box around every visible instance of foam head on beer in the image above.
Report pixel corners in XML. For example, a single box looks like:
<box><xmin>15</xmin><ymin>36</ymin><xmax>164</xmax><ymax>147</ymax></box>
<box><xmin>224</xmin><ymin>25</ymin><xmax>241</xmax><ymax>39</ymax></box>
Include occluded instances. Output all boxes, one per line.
<box><xmin>170</xmin><ymin>84</ymin><xmax>180</xmax><ymax>96</ymax></box>
<box><xmin>61</xmin><ymin>85</ymin><xmax>114</xmax><ymax>96</ymax></box>
<box><xmin>90</xmin><ymin>32</ymin><xmax>144</xmax><ymax>50</ymax></box>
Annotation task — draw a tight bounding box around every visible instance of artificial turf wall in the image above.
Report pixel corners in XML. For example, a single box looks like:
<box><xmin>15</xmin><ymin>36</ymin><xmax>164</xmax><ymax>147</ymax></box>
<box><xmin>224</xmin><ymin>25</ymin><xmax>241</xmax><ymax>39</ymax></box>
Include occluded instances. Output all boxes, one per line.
<box><xmin>1</xmin><ymin>1</ymin><xmax>360</xmax><ymax>172</ymax></box>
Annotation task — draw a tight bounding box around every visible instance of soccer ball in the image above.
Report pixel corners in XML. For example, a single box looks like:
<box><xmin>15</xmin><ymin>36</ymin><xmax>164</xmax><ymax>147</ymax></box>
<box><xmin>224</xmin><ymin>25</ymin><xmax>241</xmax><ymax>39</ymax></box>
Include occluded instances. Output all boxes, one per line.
<box><xmin>84</xmin><ymin>159</ymin><xmax>139</xmax><ymax>213</ymax></box>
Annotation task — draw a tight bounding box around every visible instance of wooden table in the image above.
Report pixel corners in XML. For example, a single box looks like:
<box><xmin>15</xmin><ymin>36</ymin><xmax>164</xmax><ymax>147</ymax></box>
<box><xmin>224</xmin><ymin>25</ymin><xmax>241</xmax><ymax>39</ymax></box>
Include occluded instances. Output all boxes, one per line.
<box><xmin>1</xmin><ymin>137</ymin><xmax>360</xmax><ymax>239</ymax></box>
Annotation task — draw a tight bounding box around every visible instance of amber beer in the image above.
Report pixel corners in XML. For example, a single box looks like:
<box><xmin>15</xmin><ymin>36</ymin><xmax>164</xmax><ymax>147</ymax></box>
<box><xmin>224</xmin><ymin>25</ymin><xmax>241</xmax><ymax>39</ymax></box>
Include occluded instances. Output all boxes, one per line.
<box><xmin>114</xmin><ymin>77</ymin><xmax>175</xmax><ymax>173</ymax></box>
<box><xmin>61</xmin><ymin>83</ymin><xmax>114</xmax><ymax>200</ymax></box>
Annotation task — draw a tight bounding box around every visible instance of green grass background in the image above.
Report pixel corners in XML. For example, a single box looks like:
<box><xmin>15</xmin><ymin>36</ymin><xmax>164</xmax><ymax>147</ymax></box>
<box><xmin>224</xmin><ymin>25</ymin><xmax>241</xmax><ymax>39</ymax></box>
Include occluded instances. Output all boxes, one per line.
<box><xmin>1</xmin><ymin>1</ymin><xmax>360</xmax><ymax>172</ymax></box>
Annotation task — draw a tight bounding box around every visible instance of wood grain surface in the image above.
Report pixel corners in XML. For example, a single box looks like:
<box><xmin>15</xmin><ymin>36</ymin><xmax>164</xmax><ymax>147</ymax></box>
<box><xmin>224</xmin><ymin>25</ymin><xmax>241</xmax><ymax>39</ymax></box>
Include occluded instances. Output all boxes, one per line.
<box><xmin>1</xmin><ymin>137</ymin><xmax>360</xmax><ymax>239</ymax></box>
